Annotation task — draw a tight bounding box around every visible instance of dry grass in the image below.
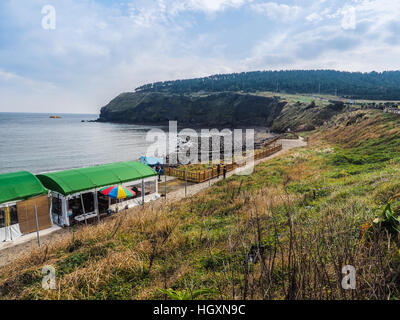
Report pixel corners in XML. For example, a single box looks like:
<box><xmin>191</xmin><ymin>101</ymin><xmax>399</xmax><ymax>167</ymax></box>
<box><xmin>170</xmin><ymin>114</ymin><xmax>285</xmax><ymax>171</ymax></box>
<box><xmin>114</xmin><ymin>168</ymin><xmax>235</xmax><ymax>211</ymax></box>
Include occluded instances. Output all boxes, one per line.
<box><xmin>313</xmin><ymin>111</ymin><xmax>400</xmax><ymax>148</ymax></box>
<box><xmin>2</xmin><ymin>109</ymin><xmax>400</xmax><ymax>300</ymax></box>
<box><xmin>0</xmin><ymin>174</ymin><xmax>397</xmax><ymax>300</ymax></box>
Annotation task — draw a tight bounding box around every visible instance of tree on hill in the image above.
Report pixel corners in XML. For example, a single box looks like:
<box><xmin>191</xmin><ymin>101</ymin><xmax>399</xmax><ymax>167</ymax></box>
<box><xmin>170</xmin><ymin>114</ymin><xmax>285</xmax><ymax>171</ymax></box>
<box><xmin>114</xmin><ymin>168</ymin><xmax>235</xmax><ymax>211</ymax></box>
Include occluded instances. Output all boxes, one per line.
<box><xmin>135</xmin><ymin>70</ymin><xmax>400</xmax><ymax>100</ymax></box>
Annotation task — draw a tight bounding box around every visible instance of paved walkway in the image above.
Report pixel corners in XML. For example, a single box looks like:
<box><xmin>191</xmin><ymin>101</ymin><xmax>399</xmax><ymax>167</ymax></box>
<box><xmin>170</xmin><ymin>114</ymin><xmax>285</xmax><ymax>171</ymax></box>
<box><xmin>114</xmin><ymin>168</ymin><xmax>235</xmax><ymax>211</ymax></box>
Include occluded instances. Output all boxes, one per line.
<box><xmin>0</xmin><ymin>138</ymin><xmax>306</xmax><ymax>268</ymax></box>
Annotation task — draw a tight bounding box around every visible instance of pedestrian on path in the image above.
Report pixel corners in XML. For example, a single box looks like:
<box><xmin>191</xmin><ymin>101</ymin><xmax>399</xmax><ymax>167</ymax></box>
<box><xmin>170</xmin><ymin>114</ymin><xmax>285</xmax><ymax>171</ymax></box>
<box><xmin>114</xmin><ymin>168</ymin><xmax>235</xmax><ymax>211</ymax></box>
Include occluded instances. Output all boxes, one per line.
<box><xmin>223</xmin><ymin>166</ymin><xmax>227</xmax><ymax>179</ymax></box>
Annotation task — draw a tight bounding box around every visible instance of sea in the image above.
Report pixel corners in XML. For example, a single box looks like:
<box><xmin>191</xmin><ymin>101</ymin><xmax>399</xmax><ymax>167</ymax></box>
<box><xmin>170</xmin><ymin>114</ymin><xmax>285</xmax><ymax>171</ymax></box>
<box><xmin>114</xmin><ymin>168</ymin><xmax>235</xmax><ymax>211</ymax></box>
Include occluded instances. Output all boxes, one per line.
<box><xmin>0</xmin><ymin>113</ymin><xmax>167</xmax><ymax>174</ymax></box>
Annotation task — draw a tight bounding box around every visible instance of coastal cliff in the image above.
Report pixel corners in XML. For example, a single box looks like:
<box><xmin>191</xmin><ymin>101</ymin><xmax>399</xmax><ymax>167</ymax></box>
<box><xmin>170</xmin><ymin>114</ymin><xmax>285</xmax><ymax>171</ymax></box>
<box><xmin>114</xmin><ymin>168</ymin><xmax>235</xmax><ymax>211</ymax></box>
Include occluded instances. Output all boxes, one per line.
<box><xmin>98</xmin><ymin>90</ymin><xmax>346</xmax><ymax>132</ymax></box>
<box><xmin>98</xmin><ymin>92</ymin><xmax>286</xmax><ymax>127</ymax></box>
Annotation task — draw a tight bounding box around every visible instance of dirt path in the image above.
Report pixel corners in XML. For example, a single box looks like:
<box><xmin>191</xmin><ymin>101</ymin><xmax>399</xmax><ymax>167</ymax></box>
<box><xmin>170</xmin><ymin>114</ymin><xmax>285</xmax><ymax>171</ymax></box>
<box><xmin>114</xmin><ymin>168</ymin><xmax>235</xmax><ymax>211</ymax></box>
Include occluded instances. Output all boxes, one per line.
<box><xmin>0</xmin><ymin>138</ymin><xmax>306</xmax><ymax>268</ymax></box>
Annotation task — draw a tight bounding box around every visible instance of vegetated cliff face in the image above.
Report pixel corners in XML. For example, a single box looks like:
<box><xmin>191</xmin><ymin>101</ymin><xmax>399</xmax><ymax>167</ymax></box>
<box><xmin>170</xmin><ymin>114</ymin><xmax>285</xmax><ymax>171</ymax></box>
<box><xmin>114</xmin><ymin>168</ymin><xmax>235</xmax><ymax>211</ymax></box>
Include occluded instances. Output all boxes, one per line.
<box><xmin>98</xmin><ymin>91</ymin><xmax>286</xmax><ymax>127</ymax></box>
<box><xmin>271</xmin><ymin>101</ymin><xmax>346</xmax><ymax>133</ymax></box>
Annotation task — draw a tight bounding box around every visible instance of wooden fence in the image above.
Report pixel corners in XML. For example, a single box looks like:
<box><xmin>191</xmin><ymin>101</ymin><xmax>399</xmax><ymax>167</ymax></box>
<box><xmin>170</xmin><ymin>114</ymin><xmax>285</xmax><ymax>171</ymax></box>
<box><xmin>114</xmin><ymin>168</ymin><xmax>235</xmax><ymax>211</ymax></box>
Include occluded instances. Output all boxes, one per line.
<box><xmin>164</xmin><ymin>144</ymin><xmax>282</xmax><ymax>183</ymax></box>
<box><xmin>263</xmin><ymin>135</ymin><xmax>282</xmax><ymax>147</ymax></box>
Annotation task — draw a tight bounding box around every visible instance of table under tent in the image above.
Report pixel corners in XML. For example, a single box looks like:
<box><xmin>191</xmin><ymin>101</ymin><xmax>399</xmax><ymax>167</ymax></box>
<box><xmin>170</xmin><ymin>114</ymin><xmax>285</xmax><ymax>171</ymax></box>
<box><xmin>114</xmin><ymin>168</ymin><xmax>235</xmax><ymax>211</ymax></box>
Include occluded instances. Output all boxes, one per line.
<box><xmin>0</xmin><ymin>171</ymin><xmax>52</xmax><ymax>242</ymax></box>
<box><xmin>36</xmin><ymin>161</ymin><xmax>159</xmax><ymax>227</ymax></box>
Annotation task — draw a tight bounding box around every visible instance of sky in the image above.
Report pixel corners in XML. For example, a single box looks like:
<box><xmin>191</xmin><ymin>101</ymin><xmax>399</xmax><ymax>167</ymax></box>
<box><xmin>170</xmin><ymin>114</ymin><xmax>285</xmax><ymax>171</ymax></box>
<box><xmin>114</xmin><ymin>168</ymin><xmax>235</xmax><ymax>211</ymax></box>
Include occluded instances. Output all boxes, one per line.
<box><xmin>0</xmin><ymin>0</ymin><xmax>399</xmax><ymax>114</ymax></box>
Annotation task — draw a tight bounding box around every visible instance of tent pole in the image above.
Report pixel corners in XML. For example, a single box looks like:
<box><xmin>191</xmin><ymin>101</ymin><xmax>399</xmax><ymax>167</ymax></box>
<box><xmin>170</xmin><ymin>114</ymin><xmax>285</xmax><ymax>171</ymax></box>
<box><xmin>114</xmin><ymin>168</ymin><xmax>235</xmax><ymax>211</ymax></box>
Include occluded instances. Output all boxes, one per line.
<box><xmin>141</xmin><ymin>180</ymin><xmax>145</xmax><ymax>206</ymax></box>
<box><xmin>94</xmin><ymin>190</ymin><xmax>100</xmax><ymax>223</ymax></box>
<box><xmin>34</xmin><ymin>204</ymin><xmax>40</xmax><ymax>248</ymax></box>
<box><xmin>63</xmin><ymin>197</ymin><xmax>67</xmax><ymax>226</ymax></box>
<box><xmin>7</xmin><ymin>206</ymin><xmax>12</xmax><ymax>241</ymax></box>
<box><xmin>5</xmin><ymin>206</ymin><xmax>10</xmax><ymax>242</ymax></box>
<box><xmin>8</xmin><ymin>206</ymin><xmax>10</xmax><ymax>241</ymax></box>
<box><xmin>80</xmin><ymin>194</ymin><xmax>87</xmax><ymax>226</ymax></box>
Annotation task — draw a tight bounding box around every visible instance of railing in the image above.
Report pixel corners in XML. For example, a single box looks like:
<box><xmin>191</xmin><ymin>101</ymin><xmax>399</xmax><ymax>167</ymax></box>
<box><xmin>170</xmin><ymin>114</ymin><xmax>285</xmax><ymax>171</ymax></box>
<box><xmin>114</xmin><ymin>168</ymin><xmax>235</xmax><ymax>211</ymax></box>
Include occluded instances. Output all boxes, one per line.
<box><xmin>263</xmin><ymin>135</ymin><xmax>283</xmax><ymax>146</ymax></box>
<box><xmin>164</xmin><ymin>144</ymin><xmax>282</xmax><ymax>183</ymax></box>
<box><xmin>254</xmin><ymin>144</ymin><xmax>282</xmax><ymax>160</ymax></box>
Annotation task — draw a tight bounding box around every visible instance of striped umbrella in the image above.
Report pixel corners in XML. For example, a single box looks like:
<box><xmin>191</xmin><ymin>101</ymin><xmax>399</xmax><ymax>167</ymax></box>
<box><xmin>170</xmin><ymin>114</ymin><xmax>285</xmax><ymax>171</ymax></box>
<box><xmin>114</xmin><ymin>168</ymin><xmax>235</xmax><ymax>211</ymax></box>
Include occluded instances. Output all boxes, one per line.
<box><xmin>99</xmin><ymin>185</ymin><xmax>136</xmax><ymax>200</ymax></box>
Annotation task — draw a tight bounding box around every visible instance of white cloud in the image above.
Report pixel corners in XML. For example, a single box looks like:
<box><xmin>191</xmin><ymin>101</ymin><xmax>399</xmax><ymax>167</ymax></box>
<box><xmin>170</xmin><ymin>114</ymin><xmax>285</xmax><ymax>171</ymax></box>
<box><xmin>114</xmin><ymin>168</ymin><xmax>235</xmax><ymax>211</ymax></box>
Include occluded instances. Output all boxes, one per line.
<box><xmin>244</xmin><ymin>0</ymin><xmax>400</xmax><ymax>72</ymax></box>
<box><xmin>186</xmin><ymin>0</ymin><xmax>250</xmax><ymax>12</ymax></box>
<box><xmin>306</xmin><ymin>12</ymin><xmax>323</xmax><ymax>23</ymax></box>
<box><xmin>340</xmin><ymin>6</ymin><xmax>357</xmax><ymax>30</ymax></box>
<box><xmin>159</xmin><ymin>0</ymin><xmax>253</xmax><ymax>18</ymax></box>
<box><xmin>2</xmin><ymin>0</ymin><xmax>400</xmax><ymax>114</ymax></box>
<box><xmin>0</xmin><ymin>69</ymin><xmax>55</xmax><ymax>91</ymax></box>
<box><xmin>250</xmin><ymin>2</ymin><xmax>301</xmax><ymax>21</ymax></box>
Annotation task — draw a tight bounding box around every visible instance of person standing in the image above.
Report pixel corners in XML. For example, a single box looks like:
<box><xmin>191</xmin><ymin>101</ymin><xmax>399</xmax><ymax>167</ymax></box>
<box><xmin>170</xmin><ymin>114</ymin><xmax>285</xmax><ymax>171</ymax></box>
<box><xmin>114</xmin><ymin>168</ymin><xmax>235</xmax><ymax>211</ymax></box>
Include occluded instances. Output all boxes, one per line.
<box><xmin>217</xmin><ymin>164</ymin><xmax>221</xmax><ymax>178</ymax></box>
<box><xmin>223</xmin><ymin>166</ymin><xmax>227</xmax><ymax>179</ymax></box>
<box><xmin>156</xmin><ymin>163</ymin><xmax>162</xmax><ymax>182</ymax></box>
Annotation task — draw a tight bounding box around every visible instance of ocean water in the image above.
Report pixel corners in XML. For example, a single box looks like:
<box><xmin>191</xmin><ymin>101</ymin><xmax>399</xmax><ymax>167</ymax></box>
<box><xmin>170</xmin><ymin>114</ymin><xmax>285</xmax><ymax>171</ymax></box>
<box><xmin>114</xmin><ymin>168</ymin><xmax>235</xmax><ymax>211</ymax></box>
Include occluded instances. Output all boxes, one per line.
<box><xmin>0</xmin><ymin>113</ymin><xmax>167</xmax><ymax>174</ymax></box>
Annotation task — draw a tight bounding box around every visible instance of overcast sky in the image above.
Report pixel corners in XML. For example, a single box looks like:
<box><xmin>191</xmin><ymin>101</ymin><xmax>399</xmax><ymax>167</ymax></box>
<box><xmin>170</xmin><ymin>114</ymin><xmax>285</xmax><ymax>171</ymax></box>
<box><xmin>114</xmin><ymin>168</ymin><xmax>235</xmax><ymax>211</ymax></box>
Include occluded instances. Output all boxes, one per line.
<box><xmin>0</xmin><ymin>0</ymin><xmax>399</xmax><ymax>114</ymax></box>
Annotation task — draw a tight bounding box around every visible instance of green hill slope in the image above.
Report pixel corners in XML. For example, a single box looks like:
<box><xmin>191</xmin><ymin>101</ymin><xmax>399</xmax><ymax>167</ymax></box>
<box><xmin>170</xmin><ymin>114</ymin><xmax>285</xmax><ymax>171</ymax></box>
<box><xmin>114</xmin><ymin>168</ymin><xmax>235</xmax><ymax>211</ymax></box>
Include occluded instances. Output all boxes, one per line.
<box><xmin>3</xmin><ymin>110</ymin><xmax>400</xmax><ymax>300</ymax></box>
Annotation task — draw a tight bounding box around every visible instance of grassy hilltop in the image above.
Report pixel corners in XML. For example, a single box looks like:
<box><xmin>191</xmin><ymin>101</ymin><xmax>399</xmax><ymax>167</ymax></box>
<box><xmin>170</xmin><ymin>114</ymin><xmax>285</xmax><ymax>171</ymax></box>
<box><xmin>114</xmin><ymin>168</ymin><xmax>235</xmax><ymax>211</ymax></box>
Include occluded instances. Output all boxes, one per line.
<box><xmin>2</xmin><ymin>109</ymin><xmax>400</xmax><ymax>299</ymax></box>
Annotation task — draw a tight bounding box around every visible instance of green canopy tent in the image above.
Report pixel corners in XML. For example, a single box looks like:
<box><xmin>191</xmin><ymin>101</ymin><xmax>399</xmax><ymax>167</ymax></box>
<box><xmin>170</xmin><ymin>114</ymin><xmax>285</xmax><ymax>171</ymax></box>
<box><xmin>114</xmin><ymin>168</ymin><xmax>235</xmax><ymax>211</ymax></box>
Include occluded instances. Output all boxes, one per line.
<box><xmin>0</xmin><ymin>171</ymin><xmax>49</xmax><ymax>242</ymax></box>
<box><xmin>37</xmin><ymin>161</ymin><xmax>158</xmax><ymax>226</ymax></box>
<box><xmin>0</xmin><ymin>171</ymin><xmax>48</xmax><ymax>205</ymax></box>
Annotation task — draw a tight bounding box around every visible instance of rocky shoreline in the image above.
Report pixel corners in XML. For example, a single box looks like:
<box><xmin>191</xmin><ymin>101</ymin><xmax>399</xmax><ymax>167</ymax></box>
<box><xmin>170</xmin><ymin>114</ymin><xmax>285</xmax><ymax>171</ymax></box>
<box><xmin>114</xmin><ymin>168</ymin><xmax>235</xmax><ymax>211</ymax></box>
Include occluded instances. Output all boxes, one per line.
<box><xmin>165</xmin><ymin>127</ymin><xmax>278</xmax><ymax>167</ymax></box>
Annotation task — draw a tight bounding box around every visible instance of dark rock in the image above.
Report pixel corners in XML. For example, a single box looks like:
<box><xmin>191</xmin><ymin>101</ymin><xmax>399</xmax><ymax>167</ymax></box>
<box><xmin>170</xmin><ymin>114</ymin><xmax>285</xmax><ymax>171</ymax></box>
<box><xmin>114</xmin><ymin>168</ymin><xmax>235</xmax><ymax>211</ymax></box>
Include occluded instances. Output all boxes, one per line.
<box><xmin>97</xmin><ymin>91</ymin><xmax>286</xmax><ymax>128</ymax></box>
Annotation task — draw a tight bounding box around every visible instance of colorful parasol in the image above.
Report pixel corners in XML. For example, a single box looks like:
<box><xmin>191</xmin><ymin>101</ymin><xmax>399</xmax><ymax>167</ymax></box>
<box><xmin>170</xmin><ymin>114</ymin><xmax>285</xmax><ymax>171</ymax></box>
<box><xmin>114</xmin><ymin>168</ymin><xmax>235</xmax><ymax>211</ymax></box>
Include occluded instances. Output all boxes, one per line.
<box><xmin>99</xmin><ymin>185</ymin><xmax>136</xmax><ymax>200</ymax></box>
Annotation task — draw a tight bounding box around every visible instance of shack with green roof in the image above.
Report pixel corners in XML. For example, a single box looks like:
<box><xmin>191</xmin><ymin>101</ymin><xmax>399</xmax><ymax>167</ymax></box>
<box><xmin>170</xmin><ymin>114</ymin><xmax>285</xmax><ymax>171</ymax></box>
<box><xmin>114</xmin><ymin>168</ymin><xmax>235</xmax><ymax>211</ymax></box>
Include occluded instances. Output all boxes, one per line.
<box><xmin>37</xmin><ymin>161</ymin><xmax>158</xmax><ymax>227</ymax></box>
<box><xmin>0</xmin><ymin>171</ymin><xmax>52</xmax><ymax>242</ymax></box>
